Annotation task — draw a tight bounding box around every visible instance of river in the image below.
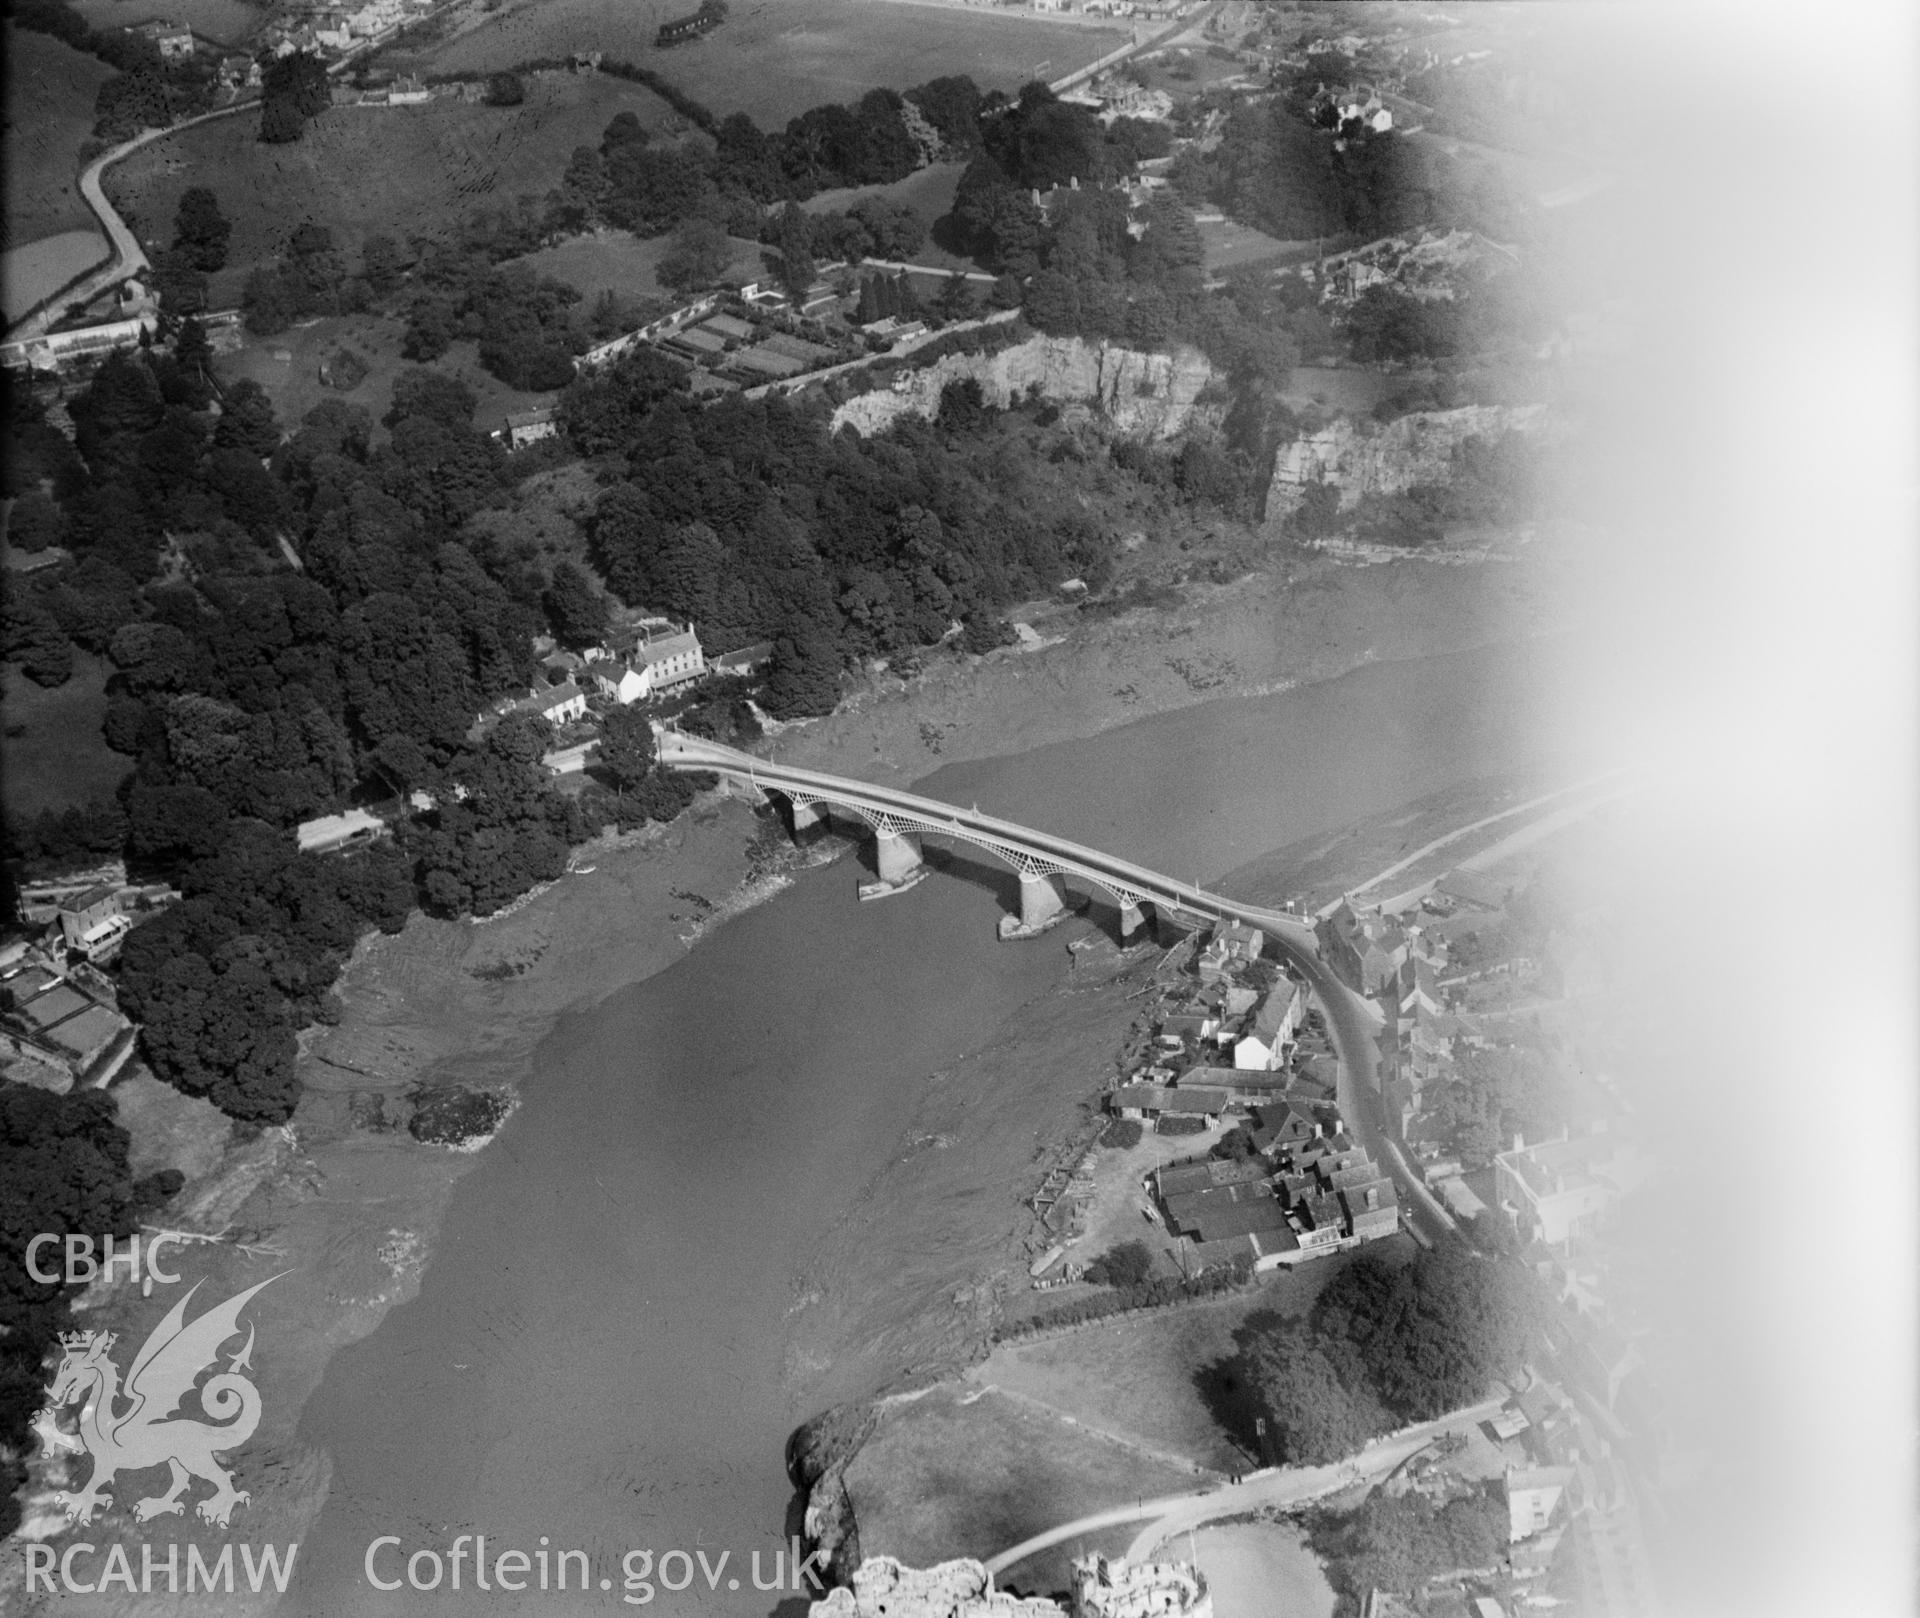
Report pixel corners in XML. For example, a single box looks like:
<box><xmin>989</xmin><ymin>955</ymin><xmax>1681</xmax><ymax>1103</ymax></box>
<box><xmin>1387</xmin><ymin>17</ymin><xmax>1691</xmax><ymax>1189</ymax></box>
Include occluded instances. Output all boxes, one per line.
<box><xmin>286</xmin><ymin>637</ymin><xmax>1582</xmax><ymax>1616</ymax></box>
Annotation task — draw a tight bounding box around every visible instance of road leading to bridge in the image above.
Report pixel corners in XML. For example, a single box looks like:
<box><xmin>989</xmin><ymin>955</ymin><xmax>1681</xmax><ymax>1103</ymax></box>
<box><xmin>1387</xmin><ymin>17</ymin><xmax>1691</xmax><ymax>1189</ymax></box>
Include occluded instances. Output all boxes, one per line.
<box><xmin>1268</xmin><ymin>939</ymin><xmax>1460</xmax><ymax>1249</ymax></box>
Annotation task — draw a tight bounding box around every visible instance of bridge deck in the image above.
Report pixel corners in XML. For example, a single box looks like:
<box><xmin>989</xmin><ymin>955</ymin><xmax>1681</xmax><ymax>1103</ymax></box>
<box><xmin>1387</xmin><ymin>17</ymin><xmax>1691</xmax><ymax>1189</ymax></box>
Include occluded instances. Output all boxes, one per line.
<box><xmin>658</xmin><ymin>733</ymin><xmax>1316</xmax><ymax>948</ymax></box>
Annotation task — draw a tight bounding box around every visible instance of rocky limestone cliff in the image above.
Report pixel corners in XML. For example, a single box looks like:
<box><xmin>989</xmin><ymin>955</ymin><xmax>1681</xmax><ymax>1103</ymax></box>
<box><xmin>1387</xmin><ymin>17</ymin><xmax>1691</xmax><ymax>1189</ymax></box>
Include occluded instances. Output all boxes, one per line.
<box><xmin>1267</xmin><ymin>403</ymin><xmax>1552</xmax><ymax>513</ymax></box>
<box><xmin>789</xmin><ymin>1401</ymin><xmax>881</xmax><ymax>1589</ymax></box>
<box><xmin>831</xmin><ymin>335</ymin><xmax>1215</xmax><ymax>441</ymax></box>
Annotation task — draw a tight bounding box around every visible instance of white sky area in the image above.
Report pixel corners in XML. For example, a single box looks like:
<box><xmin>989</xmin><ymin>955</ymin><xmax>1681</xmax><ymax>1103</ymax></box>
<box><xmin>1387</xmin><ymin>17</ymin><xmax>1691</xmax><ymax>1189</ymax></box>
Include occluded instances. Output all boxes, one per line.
<box><xmin>1553</xmin><ymin>1</ymin><xmax>1915</xmax><ymax>1612</ymax></box>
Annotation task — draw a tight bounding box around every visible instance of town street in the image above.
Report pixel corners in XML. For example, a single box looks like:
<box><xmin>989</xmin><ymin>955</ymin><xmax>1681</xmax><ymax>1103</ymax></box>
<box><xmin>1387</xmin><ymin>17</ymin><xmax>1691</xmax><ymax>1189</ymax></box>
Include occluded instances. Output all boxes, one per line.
<box><xmin>1266</xmin><ymin>933</ymin><xmax>1461</xmax><ymax>1250</ymax></box>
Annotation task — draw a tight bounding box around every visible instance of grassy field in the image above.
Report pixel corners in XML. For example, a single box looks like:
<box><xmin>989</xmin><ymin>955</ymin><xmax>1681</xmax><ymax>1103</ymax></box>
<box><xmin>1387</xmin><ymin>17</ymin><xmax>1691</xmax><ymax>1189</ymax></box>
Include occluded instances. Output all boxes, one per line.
<box><xmin>802</xmin><ymin>161</ymin><xmax>980</xmax><ymax>272</ymax></box>
<box><xmin>801</xmin><ymin>161</ymin><xmax>965</xmax><ymax>225</ymax></box>
<box><xmin>1</xmin><ymin>651</ymin><xmax>129</xmax><ymax>820</ymax></box>
<box><xmin>215</xmin><ymin>314</ymin><xmax>558</xmax><ymax>435</ymax></box>
<box><xmin>3</xmin><ymin>25</ymin><xmax>115</xmax><ymax>254</ymax></box>
<box><xmin>842</xmin><ymin>1381</ymin><xmax>1196</xmax><ymax>1590</ymax></box>
<box><xmin>104</xmin><ymin>73</ymin><xmax>679</xmax><ymax>292</ymax></box>
<box><xmin>977</xmin><ymin>1251</ymin><xmax>1398</xmax><ymax>1477</ymax></box>
<box><xmin>423</xmin><ymin>0</ymin><xmax>1127</xmax><ymax>124</ymax></box>
<box><xmin>1198</xmin><ymin>217</ymin><xmax>1318</xmax><ymax>276</ymax></box>
<box><xmin>508</xmin><ymin>228</ymin><xmax>765</xmax><ymax>301</ymax></box>
<box><xmin>1134</xmin><ymin>41</ymin><xmax>1251</xmax><ymax>98</ymax></box>
<box><xmin>3</xmin><ymin>231</ymin><xmax>111</xmax><ymax>328</ymax></box>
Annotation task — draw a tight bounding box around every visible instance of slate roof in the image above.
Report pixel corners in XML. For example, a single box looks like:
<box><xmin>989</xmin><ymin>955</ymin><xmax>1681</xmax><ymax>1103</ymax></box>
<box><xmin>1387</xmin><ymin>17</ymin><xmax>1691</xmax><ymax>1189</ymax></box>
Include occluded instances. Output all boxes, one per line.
<box><xmin>1341</xmin><ymin>1177</ymin><xmax>1398</xmax><ymax>1221</ymax></box>
<box><xmin>1112</xmin><ymin>1082</ymin><xmax>1234</xmax><ymax>1116</ymax></box>
<box><xmin>1154</xmin><ymin>1158</ymin><xmax>1268</xmax><ymax>1198</ymax></box>
<box><xmin>1188</xmin><ymin>1224</ymin><xmax>1299</xmax><ymax>1269</ymax></box>
<box><xmin>504</xmin><ymin>682</ymin><xmax>587</xmax><ymax>719</ymax></box>
<box><xmin>1249</xmin><ymin>978</ymin><xmax>1300</xmax><ymax>1040</ymax></box>
<box><xmin>608</xmin><ymin>623</ymin><xmax>701</xmax><ymax>667</ymax></box>
<box><xmin>1221</xmin><ymin>1071</ymin><xmax>1294</xmax><ymax>1095</ymax></box>
<box><xmin>1255</xmin><ymin>1099</ymin><xmax>1320</xmax><ymax>1144</ymax></box>
<box><xmin>1304</xmin><ymin>1193</ymin><xmax>1344</xmax><ymax>1231</ymax></box>
<box><xmin>638</xmin><ymin>630</ymin><xmax>700</xmax><ymax>665</ymax></box>
<box><xmin>1165</xmin><ymin>1183</ymin><xmax>1290</xmax><ymax>1244</ymax></box>
<box><xmin>1278</xmin><ymin>1172</ymin><xmax>1317</xmax><ymax>1208</ymax></box>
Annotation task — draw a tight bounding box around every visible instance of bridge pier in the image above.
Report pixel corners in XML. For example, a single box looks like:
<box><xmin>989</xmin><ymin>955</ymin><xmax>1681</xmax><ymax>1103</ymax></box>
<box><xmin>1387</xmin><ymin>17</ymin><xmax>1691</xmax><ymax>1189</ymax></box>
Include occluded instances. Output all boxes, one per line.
<box><xmin>858</xmin><ymin>828</ymin><xmax>928</xmax><ymax>901</ymax></box>
<box><xmin>998</xmin><ymin>871</ymin><xmax>1068</xmax><ymax>940</ymax></box>
<box><xmin>1117</xmin><ymin>898</ymin><xmax>1148</xmax><ymax>942</ymax></box>
<box><xmin>1020</xmin><ymin>871</ymin><xmax>1065</xmax><ymax>929</ymax></box>
<box><xmin>875</xmin><ymin>829</ymin><xmax>924</xmax><ymax>885</ymax></box>
<box><xmin>785</xmin><ymin>796</ymin><xmax>827</xmax><ymax>843</ymax></box>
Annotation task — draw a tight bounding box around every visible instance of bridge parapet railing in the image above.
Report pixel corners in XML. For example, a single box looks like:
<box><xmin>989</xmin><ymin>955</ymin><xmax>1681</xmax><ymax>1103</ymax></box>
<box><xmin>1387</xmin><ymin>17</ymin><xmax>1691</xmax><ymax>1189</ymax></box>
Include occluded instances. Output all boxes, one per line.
<box><xmin>656</xmin><ymin>734</ymin><xmax>1315</xmax><ymax>945</ymax></box>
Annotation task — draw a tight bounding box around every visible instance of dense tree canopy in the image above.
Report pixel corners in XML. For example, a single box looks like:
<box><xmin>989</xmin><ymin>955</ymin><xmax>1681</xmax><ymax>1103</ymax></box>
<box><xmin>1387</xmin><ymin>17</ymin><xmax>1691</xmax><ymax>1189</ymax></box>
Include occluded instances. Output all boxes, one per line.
<box><xmin>10</xmin><ymin>0</ymin><xmax>225</xmax><ymax>143</ymax></box>
<box><xmin>2</xmin><ymin>347</ymin><xmax>609</xmax><ymax>1117</ymax></box>
<box><xmin>4</xmin><ymin>304</ymin><xmax>1169</xmax><ymax>1121</ymax></box>
<box><xmin>1306</xmin><ymin>1489</ymin><xmax>1508</xmax><ymax>1602</ymax></box>
<box><xmin>656</xmin><ymin>217</ymin><xmax>734</xmax><ymax>294</ymax></box>
<box><xmin>172</xmin><ymin>187</ymin><xmax>231</xmax><ymax>272</ymax></box>
<box><xmin>0</xmin><ymin>1085</ymin><xmax>180</xmax><ymax>1539</ymax></box>
<box><xmin>1249</xmin><ymin>1324</ymin><xmax>1383</xmax><ymax>1464</ymax></box>
<box><xmin>568</xmin><ymin>372</ymin><xmax>1120</xmax><ymax>713</ymax></box>
<box><xmin>1241</xmin><ymin>1247</ymin><xmax>1546</xmax><ymax>1465</ymax></box>
<box><xmin>259</xmin><ymin>51</ymin><xmax>329</xmax><ymax>144</ymax></box>
<box><xmin>1172</xmin><ymin>80</ymin><xmax>1532</xmax><ymax>252</ymax></box>
<box><xmin>1084</xmin><ymin>1239</ymin><xmax>1155</xmax><ymax>1287</ymax></box>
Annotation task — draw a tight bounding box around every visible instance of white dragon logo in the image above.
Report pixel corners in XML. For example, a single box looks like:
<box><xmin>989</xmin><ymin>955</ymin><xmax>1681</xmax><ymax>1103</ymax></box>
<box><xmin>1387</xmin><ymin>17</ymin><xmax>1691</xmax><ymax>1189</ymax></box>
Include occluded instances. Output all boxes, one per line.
<box><xmin>37</xmin><ymin>1275</ymin><xmax>281</xmax><ymax>1529</ymax></box>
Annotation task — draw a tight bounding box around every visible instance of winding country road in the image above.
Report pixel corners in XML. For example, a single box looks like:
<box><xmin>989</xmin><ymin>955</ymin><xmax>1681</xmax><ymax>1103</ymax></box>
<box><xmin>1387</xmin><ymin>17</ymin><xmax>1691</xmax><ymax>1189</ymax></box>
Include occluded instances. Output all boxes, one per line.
<box><xmin>7</xmin><ymin>99</ymin><xmax>260</xmax><ymax>344</ymax></box>
<box><xmin>7</xmin><ymin>20</ymin><xmax>401</xmax><ymax>344</ymax></box>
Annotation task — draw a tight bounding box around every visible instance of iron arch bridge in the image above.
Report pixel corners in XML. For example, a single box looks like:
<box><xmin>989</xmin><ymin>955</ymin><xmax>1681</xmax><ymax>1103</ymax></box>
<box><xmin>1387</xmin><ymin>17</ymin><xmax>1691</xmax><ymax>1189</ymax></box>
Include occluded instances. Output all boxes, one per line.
<box><xmin>656</xmin><ymin>731</ymin><xmax>1319</xmax><ymax>950</ymax></box>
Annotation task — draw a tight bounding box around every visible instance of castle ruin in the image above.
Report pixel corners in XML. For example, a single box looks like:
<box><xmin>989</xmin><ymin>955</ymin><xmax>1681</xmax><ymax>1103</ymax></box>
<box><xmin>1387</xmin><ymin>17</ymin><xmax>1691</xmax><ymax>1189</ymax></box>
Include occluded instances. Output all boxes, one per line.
<box><xmin>808</xmin><ymin>1554</ymin><xmax>1211</xmax><ymax>1618</ymax></box>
